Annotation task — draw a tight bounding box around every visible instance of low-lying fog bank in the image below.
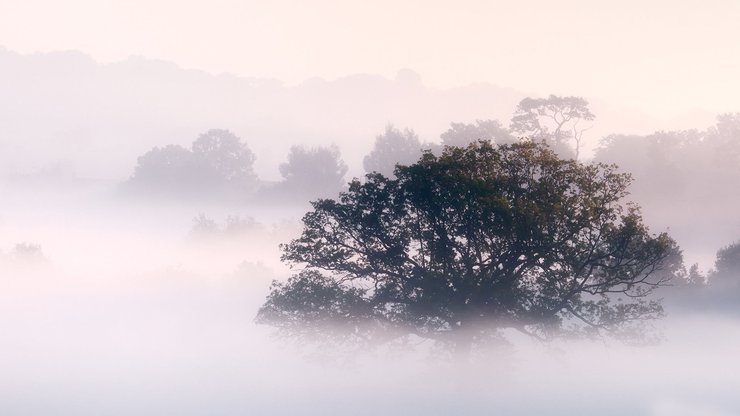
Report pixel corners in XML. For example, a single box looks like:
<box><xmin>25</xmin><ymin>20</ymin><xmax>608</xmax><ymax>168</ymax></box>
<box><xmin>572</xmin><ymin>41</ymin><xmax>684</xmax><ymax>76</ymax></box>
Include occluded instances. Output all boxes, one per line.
<box><xmin>1</xmin><ymin>185</ymin><xmax>739</xmax><ymax>416</ymax></box>
<box><xmin>2</xmin><ymin>264</ymin><xmax>739</xmax><ymax>415</ymax></box>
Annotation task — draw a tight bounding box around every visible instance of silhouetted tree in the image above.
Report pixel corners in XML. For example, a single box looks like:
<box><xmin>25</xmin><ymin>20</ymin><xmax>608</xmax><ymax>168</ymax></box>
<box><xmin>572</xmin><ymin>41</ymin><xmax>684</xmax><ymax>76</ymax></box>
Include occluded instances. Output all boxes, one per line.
<box><xmin>127</xmin><ymin>129</ymin><xmax>257</xmax><ymax>198</ymax></box>
<box><xmin>257</xmin><ymin>141</ymin><xmax>682</xmax><ymax>353</ymax></box>
<box><xmin>12</xmin><ymin>243</ymin><xmax>45</xmax><ymax>262</ymax></box>
<box><xmin>705</xmin><ymin>113</ymin><xmax>740</xmax><ymax>170</ymax></box>
<box><xmin>510</xmin><ymin>95</ymin><xmax>594</xmax><ymax>159</ymax></box>
<box><xmin>363</xmin><ymin>125</ymin><xmax>422</xmax><ymax>176</ymax></box>
<box><xmin>278</xmin><ymin>145</ymin><xmax>348</xmax><ymax>198</ymax></box>
<box><xmin>672</xmin><ymin>241</ymin><xmax>740</xmax><ymax>313</ymax></box>
<box><xmin>191</xmin><ymin>129</ymin><xmax>257</xmax><ymax>191</ymax></box>
<box><xmin>191</xmin><ymin>213</ymin><xmax>220</xmax><ymax>237</ymax></box>
<box><xmin>130</xmin><ymin>144</ymin><xmax>195</xmax><ymax>191</ymax></box>
<box><xmin>708</xmin><ymin>241</ymin><xmax>740</xmax><ymax>290</ymax></box>
<box><xmin>441</xmin><ymin>119</ymin><xmax>514</xmax><ymax>148</ymax></box>
<box><xmin>593</xmin><ymin>116</ymin><xmax>740</xmax><ymax>255</ymax></box>
<box><xmin>595</xmin><ymin>130</ymin><xmax>696</xmax><ymax>202</ymax></box>
<box><xmin>190</xmin><ymin>213</ymin><xmax>263</xmax><ymax>239</ymax></box>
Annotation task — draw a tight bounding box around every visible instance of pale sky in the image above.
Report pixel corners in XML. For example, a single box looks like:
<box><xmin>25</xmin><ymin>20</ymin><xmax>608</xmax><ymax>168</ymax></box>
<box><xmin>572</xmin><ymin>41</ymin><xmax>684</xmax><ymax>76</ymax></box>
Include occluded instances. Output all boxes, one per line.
<box><xmin>2</xmin><ymin>0</ymin><xmax>740</xmax><ymax>117</ymax></box>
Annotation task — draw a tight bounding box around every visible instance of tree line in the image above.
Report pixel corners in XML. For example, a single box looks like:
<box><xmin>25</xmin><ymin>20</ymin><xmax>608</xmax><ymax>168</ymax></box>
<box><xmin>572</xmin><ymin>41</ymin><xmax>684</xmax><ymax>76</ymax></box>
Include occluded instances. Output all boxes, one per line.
<box><xmin>123</xmin><ymin>95</ymin><xmax>595</xmax><ymax>202</ymax></box>
<box><xmin>120</xmin><ymin>93</ymin><xmax>740</xmax><ymax>352</ymax></box>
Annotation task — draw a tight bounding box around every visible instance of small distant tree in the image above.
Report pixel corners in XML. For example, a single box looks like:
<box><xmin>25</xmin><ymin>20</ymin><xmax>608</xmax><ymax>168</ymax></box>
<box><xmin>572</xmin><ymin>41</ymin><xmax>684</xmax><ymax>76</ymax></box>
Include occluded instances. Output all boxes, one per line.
<box><xmin>706</xmin><ymin>113</ymin><xmax>740</xmax><ymax>169</ymax></box>
<box><xmin>191</xmin><ymin>213</ymin><xmax>219</xmax><ymax>237</ymax></box>
<box><xmin>671</xmin><ymin>241</ymin><xmax>740</xmax><ymax>313</ymax></box>
<box><xmin>257</xmin><ymin>141</ymin><xmax>683</xmax><ymax>353</ymax></box>
<box><xmin>12</xmin><ymin>243</ymin><xmax>45</xmax><ymax>262</ymax></box>
<box><xmin>510</xmin><ymin>95</ymin><xmax>595</xmax><ymax>159</ymax></box>
<box><xmin>709</xmin><ymin>241</ymin><xmax>740</xmax><ymax>286</ymax></box>
<box><xmin>278</xmin><ymin>145</ymin><xmax>348</xmax><ymax>198</ymax></box>
<box><xmin>441</xmin><ymin>120</ymin><xmax>514</xmax><ymax>148</ymax></box>
<box><xmin>127</xmin><ymin>129</ymin><xmax>258</xmax><ymax>198</ymax></box>
<box><xmin>191</xmin><ymin>129</ymin><xmax>257</xmax><ymax>190</ymax></box>
<box><xmin>363</xmin><ymin>125</ymin><xmax>422</xmax><ymax>176</ymax></box>
<box><xmin>130</xmin><ymin>144</ymin><xmax>195</xmax><ymax>191</ymax></box>
<box><xmin>190</xmin><ymin>214</ymin><xmax>263</xmax><ymax>239</ymax></box>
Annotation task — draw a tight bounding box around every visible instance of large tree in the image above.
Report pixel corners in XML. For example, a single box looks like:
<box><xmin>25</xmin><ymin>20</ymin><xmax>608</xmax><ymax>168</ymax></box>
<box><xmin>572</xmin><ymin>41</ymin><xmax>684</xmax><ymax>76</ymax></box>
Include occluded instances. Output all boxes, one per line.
<box><xmin>257</xmin><ymin>141</ymin><xmax>682</xmax><ymax>352</ymax></box>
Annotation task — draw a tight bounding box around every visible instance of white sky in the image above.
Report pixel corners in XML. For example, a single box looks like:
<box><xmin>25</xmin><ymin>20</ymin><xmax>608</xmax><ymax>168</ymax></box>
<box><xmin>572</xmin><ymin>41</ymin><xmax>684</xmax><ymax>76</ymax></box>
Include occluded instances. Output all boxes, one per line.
<box><xmin>1</xmin><ymin>0</ymin><xmax>739</xmax><ymax>117</ymax></box>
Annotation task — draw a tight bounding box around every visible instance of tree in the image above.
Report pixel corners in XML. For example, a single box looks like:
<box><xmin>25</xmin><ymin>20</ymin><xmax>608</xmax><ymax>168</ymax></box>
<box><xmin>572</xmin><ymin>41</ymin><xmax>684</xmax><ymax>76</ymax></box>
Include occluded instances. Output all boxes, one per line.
<box><xmin>705</xmin><ymin>113</ymin><xmax>740</xmax><ymax>169</ymax></box>
<box><xmin>674</xmin><ymin>241</ymin><xmax>740</xmax><ymax>313</ymax></box>
<box><xmin>363</xmin><ymin>125</ymin><xmax>423</xmax><ymax>176</ymax></box>
<box><xmin>714</xmin><ymin>242</ymin><xmax>740</xmax><ymax>277</ymax></box>
<box><xmin>257</xmin><ymin>141</ymin><xmax>683</xmax><ymax>353</ymax></box>
<box><xmin>278</xmin><ymin>144</ymin><xmax>348</xmax><ymax>199</ymax></box>
<box><xmin>126</xmin><ymin>129</ymin><xmax>258</xmax><ymax>198</ymax></box>
<box><xmin>191</xmin><ymin>129</ymin><xmax>257</xmax><ymax>189</ymax></box>
<box><xmin>708</xmin><ymin>241</ymin><xmax>740</xmax><ymax>290</ymax></box>
<box><xmin>510</xmin><ymin>95</ymin><xmax>595</xmax><ymax>160</ymax></box>
<box><xmin>440</xmin><ymin>119</ymin><xmax>514</xmax><ymax>148</ymax></box>
<box><xmin>595</xmin><ymin>130</ymin><xmax>703</xmax><ymax>203</ymax></box>
<box><xmin>128</xmin><ymin>144</ymin><xmax>198</xmax><ymax>193</ymax></box>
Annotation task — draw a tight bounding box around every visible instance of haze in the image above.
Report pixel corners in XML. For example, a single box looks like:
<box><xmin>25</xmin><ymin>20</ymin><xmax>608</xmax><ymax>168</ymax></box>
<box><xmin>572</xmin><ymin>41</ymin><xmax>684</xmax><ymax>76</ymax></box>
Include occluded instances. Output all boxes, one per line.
<box><xmin>2</xmin><ymin>1</ymin><xmax>740</xmax><ymax>415</ymax></box>
<box><xmin>2</xmin><ymin>0</ymin><xmax>740</xmax><ymax>117</ymax></box>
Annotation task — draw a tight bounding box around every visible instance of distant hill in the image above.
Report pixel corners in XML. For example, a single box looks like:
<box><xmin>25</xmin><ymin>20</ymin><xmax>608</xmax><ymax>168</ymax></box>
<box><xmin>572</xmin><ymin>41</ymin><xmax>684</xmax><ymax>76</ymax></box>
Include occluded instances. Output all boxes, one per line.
<box><xmin>0</xmin><ymin>47</ymin><xmax>716</xmax><ymax>183</ymax></box>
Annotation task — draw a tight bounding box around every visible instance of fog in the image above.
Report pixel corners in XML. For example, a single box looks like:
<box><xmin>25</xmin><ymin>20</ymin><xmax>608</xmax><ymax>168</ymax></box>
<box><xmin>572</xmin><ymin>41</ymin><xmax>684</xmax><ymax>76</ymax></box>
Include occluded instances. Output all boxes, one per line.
<box><xmin>0</xmin><ymin>235</ymin><xmax>734</xmax><ymax>414</ymax></box>
<box><xmin>2</xmin><ymin>9</ymin><xmax>740</xmax><ymax>413</ymax></box>
<box><xmin>3</xmin><ymin>157</ymin><xmax>740</xmax><ymax>415</ymax></box>
<box><xmin>0</xmin><ymin>47</ymin><xmax>716</xmax><ymax>183</ymax></box>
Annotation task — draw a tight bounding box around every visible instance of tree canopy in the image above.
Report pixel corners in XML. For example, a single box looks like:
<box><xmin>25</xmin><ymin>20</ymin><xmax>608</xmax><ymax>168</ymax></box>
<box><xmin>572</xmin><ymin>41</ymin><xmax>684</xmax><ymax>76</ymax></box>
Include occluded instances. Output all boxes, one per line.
<box><xmin>363</xmin><ymin>125</ymin><xmax>423</xmax><ymax>176</ymax></box>
<box><xmin>707</xmin><ymin>241</ymin><xmax>740</xmax><ymax>296</ymax></box>
<box><xmin>713</xmin><ymin>241</ymin><xmax>740</xmax><ymax>279</ymax></box>
<box><xmin>257</xmin><ymin>141</ymin><xmax>683</xmax><ymax>351</ymax></box>
<box><xmin>669</xmin><ymin>240</ymin><xmax>740</xmax><ymax>313</ymax></box>
<box><xmin>127</xmin><ymin>129</ymin><xmax>257</xmax><ymax>198</ymax></box>
<box><xmin>510</xmin><ymin>95</ymin><xmax>595</xmax><ymax>159</ymax></box>
<box><xmin>277</xmin><ymin>144</ymin><xmax>349</xmax><ymax>199</ymax></box>
<box><xmin>440</xmin><ymin>119</ymin><xmax>514</xmax><ymax>148</ymax></box>
<box><xmin>191</xmin><ymin>129</ymin><xmax>257</xmax><ymax>185</ymax></box>
<box><xmin>593</xmin><ymin>115</ymin><xmax>740</xmax><ymax>261</ymax></box>
<box><xmin>130</xmin><ymin>144</ymin><xmax>197</xmax><ymax>191</ymax></box>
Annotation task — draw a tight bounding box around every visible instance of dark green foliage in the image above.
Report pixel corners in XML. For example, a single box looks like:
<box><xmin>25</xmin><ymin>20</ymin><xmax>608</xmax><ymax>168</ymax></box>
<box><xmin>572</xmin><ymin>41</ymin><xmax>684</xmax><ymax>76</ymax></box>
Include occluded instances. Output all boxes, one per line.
<box><xmin>258</xmin><ymin>141</ymin><xmax>682</xmax><ymax>349</ymax></box>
